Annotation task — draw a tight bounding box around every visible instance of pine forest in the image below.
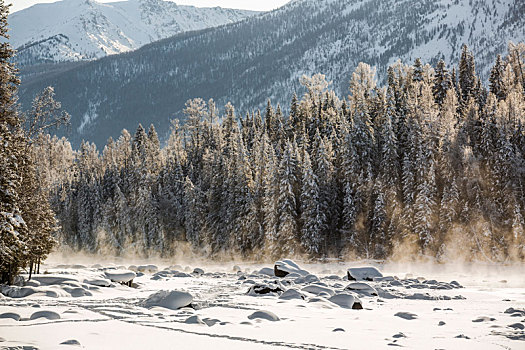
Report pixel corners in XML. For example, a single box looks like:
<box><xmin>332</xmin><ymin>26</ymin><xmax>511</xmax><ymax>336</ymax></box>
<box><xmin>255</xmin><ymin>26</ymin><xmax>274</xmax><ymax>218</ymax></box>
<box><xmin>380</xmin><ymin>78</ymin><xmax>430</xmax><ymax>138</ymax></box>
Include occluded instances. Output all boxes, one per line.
<box><xmin>20</xmin><ymin>44</ymin><xmax>525</xmax><ymax>265</ymax></box>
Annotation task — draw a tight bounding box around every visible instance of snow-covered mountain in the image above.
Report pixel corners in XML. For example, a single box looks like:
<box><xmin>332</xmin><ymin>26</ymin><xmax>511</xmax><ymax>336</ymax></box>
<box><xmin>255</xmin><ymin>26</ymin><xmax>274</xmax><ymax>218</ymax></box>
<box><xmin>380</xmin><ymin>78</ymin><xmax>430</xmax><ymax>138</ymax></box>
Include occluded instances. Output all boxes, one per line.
<box><xmin>18</xmin><ymin>0</ymin><xmax>525</xmax><ymax>147</ymax></box>
<box><xmin>10</xmin><ymin>0</ymin><xmax>257</xmax><ymax>67</ymax></box>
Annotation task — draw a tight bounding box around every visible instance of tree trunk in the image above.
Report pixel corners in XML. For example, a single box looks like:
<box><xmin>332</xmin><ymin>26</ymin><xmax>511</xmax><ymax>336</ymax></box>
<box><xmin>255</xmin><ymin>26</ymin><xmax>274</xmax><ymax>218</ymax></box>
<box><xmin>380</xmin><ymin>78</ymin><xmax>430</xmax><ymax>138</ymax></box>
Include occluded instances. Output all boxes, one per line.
<box><xmin>29</xmin><ymin>261</ymin><xmax>33</xmax><ymax>281</ymax></box>
<box><xmin>37</xmin><ymin>258</ymin><xmax>41</xmax><ymax>274</ymax></box>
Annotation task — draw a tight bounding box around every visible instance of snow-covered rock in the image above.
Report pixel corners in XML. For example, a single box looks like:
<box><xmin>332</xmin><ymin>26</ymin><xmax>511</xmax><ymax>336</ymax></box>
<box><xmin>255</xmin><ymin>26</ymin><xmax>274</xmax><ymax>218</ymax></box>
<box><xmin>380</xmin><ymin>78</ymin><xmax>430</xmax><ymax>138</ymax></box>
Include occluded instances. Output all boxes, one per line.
<box><xmin>248</xmin><ymin>310</ymin><xmax>280</xmax><ymax>321</ymax></box>
<box><xmin>344</xmin><ymin>282</ymin><xmax>378</xmax><ymax>296</ymax></box>
<box><xmin>1</xmin><ymin>286</ymin><xmax>37</xmax><ymax>298</ymax></box>
<box><xmin>394</xmin><ymin>312</ymin><xmax>418</xmax><ymax>320</ymax></box>
<box><xmin>294</xmin><ymin>274</ymin><xmax>320</xmax><ymax>284</ymax></box>
<box><xmin>142</xmin><ymin>290</ymin><xmax>193</xmax><ymax>310</ymax></box>
<box><xmin>346</xmin><ymin>267</ymin><xmax>383</xmax><ymax>281</ymax></box>
<box><xmin>60</xmin><ymin>340</ymin><xmax>81</xmax><ymax>345</ymax></box>
<box><xmin>274</xmin><ymin>260</ymin><xmax>309</xmax><ymax>277</ymax></box>
<box><xmin>328</xmin><ymin>293</ymin><xmax>359</xmax><ymax>309</ymax></box>
<box><xmin>32</xmin><ymin>275</ymin><xmax>77</xmax><ymax>285</ymax></box>
<box><xmin>83</xmin><ymin>278</ymin><xmax>112</xmax><ymax>287</ymax></box>
<box><xmin>30</xmin><ymin>311</ymin><xmax>61</xmax><ymax>320</ymax></box>
<box><xmin>185</xmin><ymin>315</ymin><xmax>206</xmax><ymax>325</ymax></box>
<box><xmin>65</xmin><ymin>287</ymin><xmax>92</xmax><ymax>298</ymax></box>
<box><xmin>247</xmin><ymin>283</ymin><xmax>284</xmax><ymax>296</ymax></box>
<box><xmin>104</xmin><ymin>270</ymin><xmax>136</xmax><ymax>283</ymax></box>
<box><xmin>301</xmin><ymin>285</ymin><xmax>336</xmax><ymax>297</ymax></box>
<box><xmin>278</xmin><ymin>289</ymin><xmax>306</xmax><ymax>300</ymax></box>
<box><xmin>0</xmin><ymin>312</ymin><xmax>21</xmax><ymax>321</ymax></box>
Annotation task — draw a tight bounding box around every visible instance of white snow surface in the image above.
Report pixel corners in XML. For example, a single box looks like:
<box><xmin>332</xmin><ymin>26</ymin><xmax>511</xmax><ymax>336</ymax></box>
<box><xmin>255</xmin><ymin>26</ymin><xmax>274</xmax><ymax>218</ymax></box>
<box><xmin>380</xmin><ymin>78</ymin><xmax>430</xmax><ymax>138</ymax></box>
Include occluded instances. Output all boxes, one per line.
<box><xmin>9</xmin><ymin>0</ymin><xmax>257</xmax><ymax>65</ymax></box>
<box><xmin>0</xmin><ymin>258</ymin><xmax>524</xmax><ymax>349</ymax></box>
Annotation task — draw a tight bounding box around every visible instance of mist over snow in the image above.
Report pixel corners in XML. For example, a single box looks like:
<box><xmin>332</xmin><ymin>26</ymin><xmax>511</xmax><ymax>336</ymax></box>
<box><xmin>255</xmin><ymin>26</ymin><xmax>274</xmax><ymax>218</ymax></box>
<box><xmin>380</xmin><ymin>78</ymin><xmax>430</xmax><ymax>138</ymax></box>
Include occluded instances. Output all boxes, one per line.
<box><xmin>1</xmin><ymin>257</ymin><xmax>524</xmax><ymax>349</ymax></box>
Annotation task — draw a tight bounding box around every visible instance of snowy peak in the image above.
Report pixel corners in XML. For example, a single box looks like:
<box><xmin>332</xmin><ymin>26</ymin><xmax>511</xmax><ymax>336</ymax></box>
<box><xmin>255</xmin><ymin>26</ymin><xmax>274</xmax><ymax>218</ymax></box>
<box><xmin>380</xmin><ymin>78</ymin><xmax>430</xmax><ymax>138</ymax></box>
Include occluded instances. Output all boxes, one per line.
<box><xmin>10</xmin><ymin>0</ymin><xmax>258</xmax><ymax>67</ymax></box>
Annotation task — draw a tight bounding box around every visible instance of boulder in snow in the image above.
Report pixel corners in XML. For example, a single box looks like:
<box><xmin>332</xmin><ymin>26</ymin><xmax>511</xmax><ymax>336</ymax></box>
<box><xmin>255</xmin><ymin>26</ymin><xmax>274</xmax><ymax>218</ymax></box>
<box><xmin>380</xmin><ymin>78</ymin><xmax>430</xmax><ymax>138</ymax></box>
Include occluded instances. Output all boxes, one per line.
<box><xmin>247</xmin><ymin>283</ymin><xmax>284</xmax><ymax>296</ymax></box>
<box><xmin>274</xmin><ymin>260</ymin><xmax>309</xmax><ymax>277</ymax></box>
<box><xmin>347</xmin><ymin>267</ymin><xmax>383</xmax><ymax>281</ymax></box>
<box><xmin>185</xmin><ymin>315</ymin><xmax>206</xmax><ymax>325</ymax></box>
<box><xmin>143</xmin><ymin>290</ymin><xmax>193</xmax><ymax>310</ymax></box>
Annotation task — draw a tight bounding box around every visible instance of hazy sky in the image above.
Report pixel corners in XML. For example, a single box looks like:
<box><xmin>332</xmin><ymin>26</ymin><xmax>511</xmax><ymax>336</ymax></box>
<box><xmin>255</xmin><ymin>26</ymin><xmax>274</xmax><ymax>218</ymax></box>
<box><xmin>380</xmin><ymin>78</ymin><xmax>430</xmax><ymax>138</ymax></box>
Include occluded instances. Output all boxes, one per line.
<box><xmin>9</xmin><ymin>0</ymin><xmax>290</xmax><ymax>13</ymax></box>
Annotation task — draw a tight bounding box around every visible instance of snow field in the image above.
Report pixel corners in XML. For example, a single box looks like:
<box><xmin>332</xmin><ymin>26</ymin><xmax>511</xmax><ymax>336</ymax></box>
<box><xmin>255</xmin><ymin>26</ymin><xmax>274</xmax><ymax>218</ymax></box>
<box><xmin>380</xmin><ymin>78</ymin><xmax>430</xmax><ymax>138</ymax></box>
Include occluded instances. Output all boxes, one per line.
<box><xmin>0</xmin><ymin>260</ymin><xmax>524</xmax><ymax>349</ymax></box>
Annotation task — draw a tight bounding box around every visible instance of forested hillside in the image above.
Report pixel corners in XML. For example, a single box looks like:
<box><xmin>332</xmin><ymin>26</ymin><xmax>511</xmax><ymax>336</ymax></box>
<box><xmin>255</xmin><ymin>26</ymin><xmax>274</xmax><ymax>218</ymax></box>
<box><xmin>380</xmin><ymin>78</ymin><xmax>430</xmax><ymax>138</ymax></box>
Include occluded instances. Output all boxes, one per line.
<box><xmin>19</xmin><ymin>0</ymin><xmax>525</xmax><ymax>147</ymax></box>
<box><xmin>34</xmin><ymin>45</ymin><xmax>525</xmax><ymax>262</ymax></box>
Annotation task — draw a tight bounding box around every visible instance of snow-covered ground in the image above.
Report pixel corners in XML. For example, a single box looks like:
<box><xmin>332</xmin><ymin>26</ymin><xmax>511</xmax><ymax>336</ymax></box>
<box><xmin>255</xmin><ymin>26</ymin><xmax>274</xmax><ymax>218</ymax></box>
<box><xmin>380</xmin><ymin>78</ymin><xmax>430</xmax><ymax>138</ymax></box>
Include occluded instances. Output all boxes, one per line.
<box><xmin>1</xmin><ymin>257</ymin><xmax>524</xmax><ymax>349</ymax></box>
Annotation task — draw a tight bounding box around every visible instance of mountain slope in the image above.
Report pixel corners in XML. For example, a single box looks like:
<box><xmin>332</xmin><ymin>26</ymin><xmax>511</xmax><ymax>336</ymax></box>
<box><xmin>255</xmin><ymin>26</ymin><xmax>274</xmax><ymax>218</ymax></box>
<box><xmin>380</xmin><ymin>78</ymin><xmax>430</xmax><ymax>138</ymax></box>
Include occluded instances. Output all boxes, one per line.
<box><xmin>18</xmin><ymin>0</ymin><xmax>525</xmax><ymax>147</ymax></box>
<box><xmin>10</xmin><ymin>0</ymin><xmax>257</xmax><ymax>67</ymax></box>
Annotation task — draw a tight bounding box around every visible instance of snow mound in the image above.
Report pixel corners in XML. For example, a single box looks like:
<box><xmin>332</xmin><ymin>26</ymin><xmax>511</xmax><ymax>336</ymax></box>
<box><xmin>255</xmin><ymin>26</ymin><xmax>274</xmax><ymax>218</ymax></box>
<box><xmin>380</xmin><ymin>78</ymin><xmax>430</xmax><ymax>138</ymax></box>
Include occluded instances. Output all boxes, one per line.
<box><xmin>301</xmin><ymin>285</ymin><xmax>335</xmax><ymax>297</ymax></box>
<box><xmin>328</xmin><ymin>293</ymin><xmax>358</xmax><ymax>309</ymax></box>
<box><xmin>279</xmin><ymin>288</ymin><xmax>306</xmax><ymax>300</ymax></box>
<box><xmin>30</xmin><ymin>311</ymin><xmax>61</xmax><ymax>320</ymax></box>
<box><xmin>193</xmin><ymin>268</ymin><xmax>204</xmax><ymax>275</ymax></box>
<box><xmin>248</xmin><ymin>310</ymin><xmax>280</xmax><ymax>321</ymax></box>
<box><xmin>274</xmin><ymin>260</ymin><xmax>309</xmax><ymax>277</ymax></box>
<box><xmin>137</xmin><ymin>265</ymin><xmax>158</xmax><ymax>273</ymax></box>
<box><xmin>83</xmin><ymin>278</ymin><xmax>112</xmax><ymax>287</ymax></box>
<box><xmin>143</xmin><ymin>290</ymin><xmax>193</xmax><ymax>310</ymax></box>
<box><xmin>32</xmin><ymin>275</ymin><xmax>77</xmax><ymax>286</ymax></box>
<box><xmin>1</xmin><ymin>286</ymin><xmax>37</xmax><ymax>298</ymax></box>
<box><xmin>0</xmin><ymin>312</ymin><xmax>21</xmax><ymax>321</ymax></box>
<box><xmin>294</xmin><ymin>274</ymin><xmax>320</xmax><ymax>284</ymax></box>
<box><xmin>64</xmin><ymin>287</ymin><xmax>92</xmax><ymax>298</ymax></box>
<box><xmin>346</xmin><ymin>267</ymin><xmax>383</xmax><ymax>281</ymax></box>
<box><xmin>344</xmin><ymin>282</ymin><xmax>378</xmax><ymax>296</ymax></box>
<box><xmin>104</xmin><ymin>270</ymin><xmax>136</xmax><ymax>283</ymax></box>
<box><xmin>394</xmin><ymin>312</ymin><xmax>418</xmax><ymax>320</ymax></box>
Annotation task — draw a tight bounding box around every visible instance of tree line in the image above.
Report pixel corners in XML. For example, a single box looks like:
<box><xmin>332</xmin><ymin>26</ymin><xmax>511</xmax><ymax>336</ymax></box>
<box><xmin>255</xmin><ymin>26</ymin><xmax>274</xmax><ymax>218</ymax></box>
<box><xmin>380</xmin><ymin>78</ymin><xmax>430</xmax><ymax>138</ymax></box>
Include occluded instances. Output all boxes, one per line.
<box><xmin>32</xmin><ymin>43</ymin><xmax>525</xmax><ymax>263</ymax></box>
<box><xmin>0</xmin><ymin>1</ymin><xmax>67</xmax><ymax>284</ymax></box>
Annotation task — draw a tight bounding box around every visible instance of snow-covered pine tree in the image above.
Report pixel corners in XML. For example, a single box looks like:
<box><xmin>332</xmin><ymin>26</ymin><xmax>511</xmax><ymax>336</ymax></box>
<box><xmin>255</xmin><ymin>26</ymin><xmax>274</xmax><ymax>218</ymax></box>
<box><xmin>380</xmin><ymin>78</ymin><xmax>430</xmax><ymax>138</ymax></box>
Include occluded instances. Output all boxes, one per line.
<box><xmin>489</xmin><ymin>54</ymin><xmax>507</xmax><ymax>101</ymax></box>
<box><xmin>433</xmin><ymin>59</ymin><xmax>452</xmax><ymax>107</ymax></box>
<box><xmin>276</xmin><ymin>141</ymin><xmax>299</xmax><ymax>257</ymax></box>
<box><xmin>300</xmin><ymin>151</ymin><xmax>322</xmax><ymax>255</ymax></box>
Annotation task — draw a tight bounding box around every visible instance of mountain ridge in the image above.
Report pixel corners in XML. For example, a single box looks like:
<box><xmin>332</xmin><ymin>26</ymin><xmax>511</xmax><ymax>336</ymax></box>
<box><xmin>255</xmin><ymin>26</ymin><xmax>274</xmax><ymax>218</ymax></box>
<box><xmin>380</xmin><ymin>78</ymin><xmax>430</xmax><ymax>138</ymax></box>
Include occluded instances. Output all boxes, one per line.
<box><xmin>17</xmin><ymin>0</ymin><xmax>525</xmax><ymax>147</ymax></box>
<box><xmin>10</xmin><ymin>0</ymin><xmax>258</xmax><ymax>67</ymax></box>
